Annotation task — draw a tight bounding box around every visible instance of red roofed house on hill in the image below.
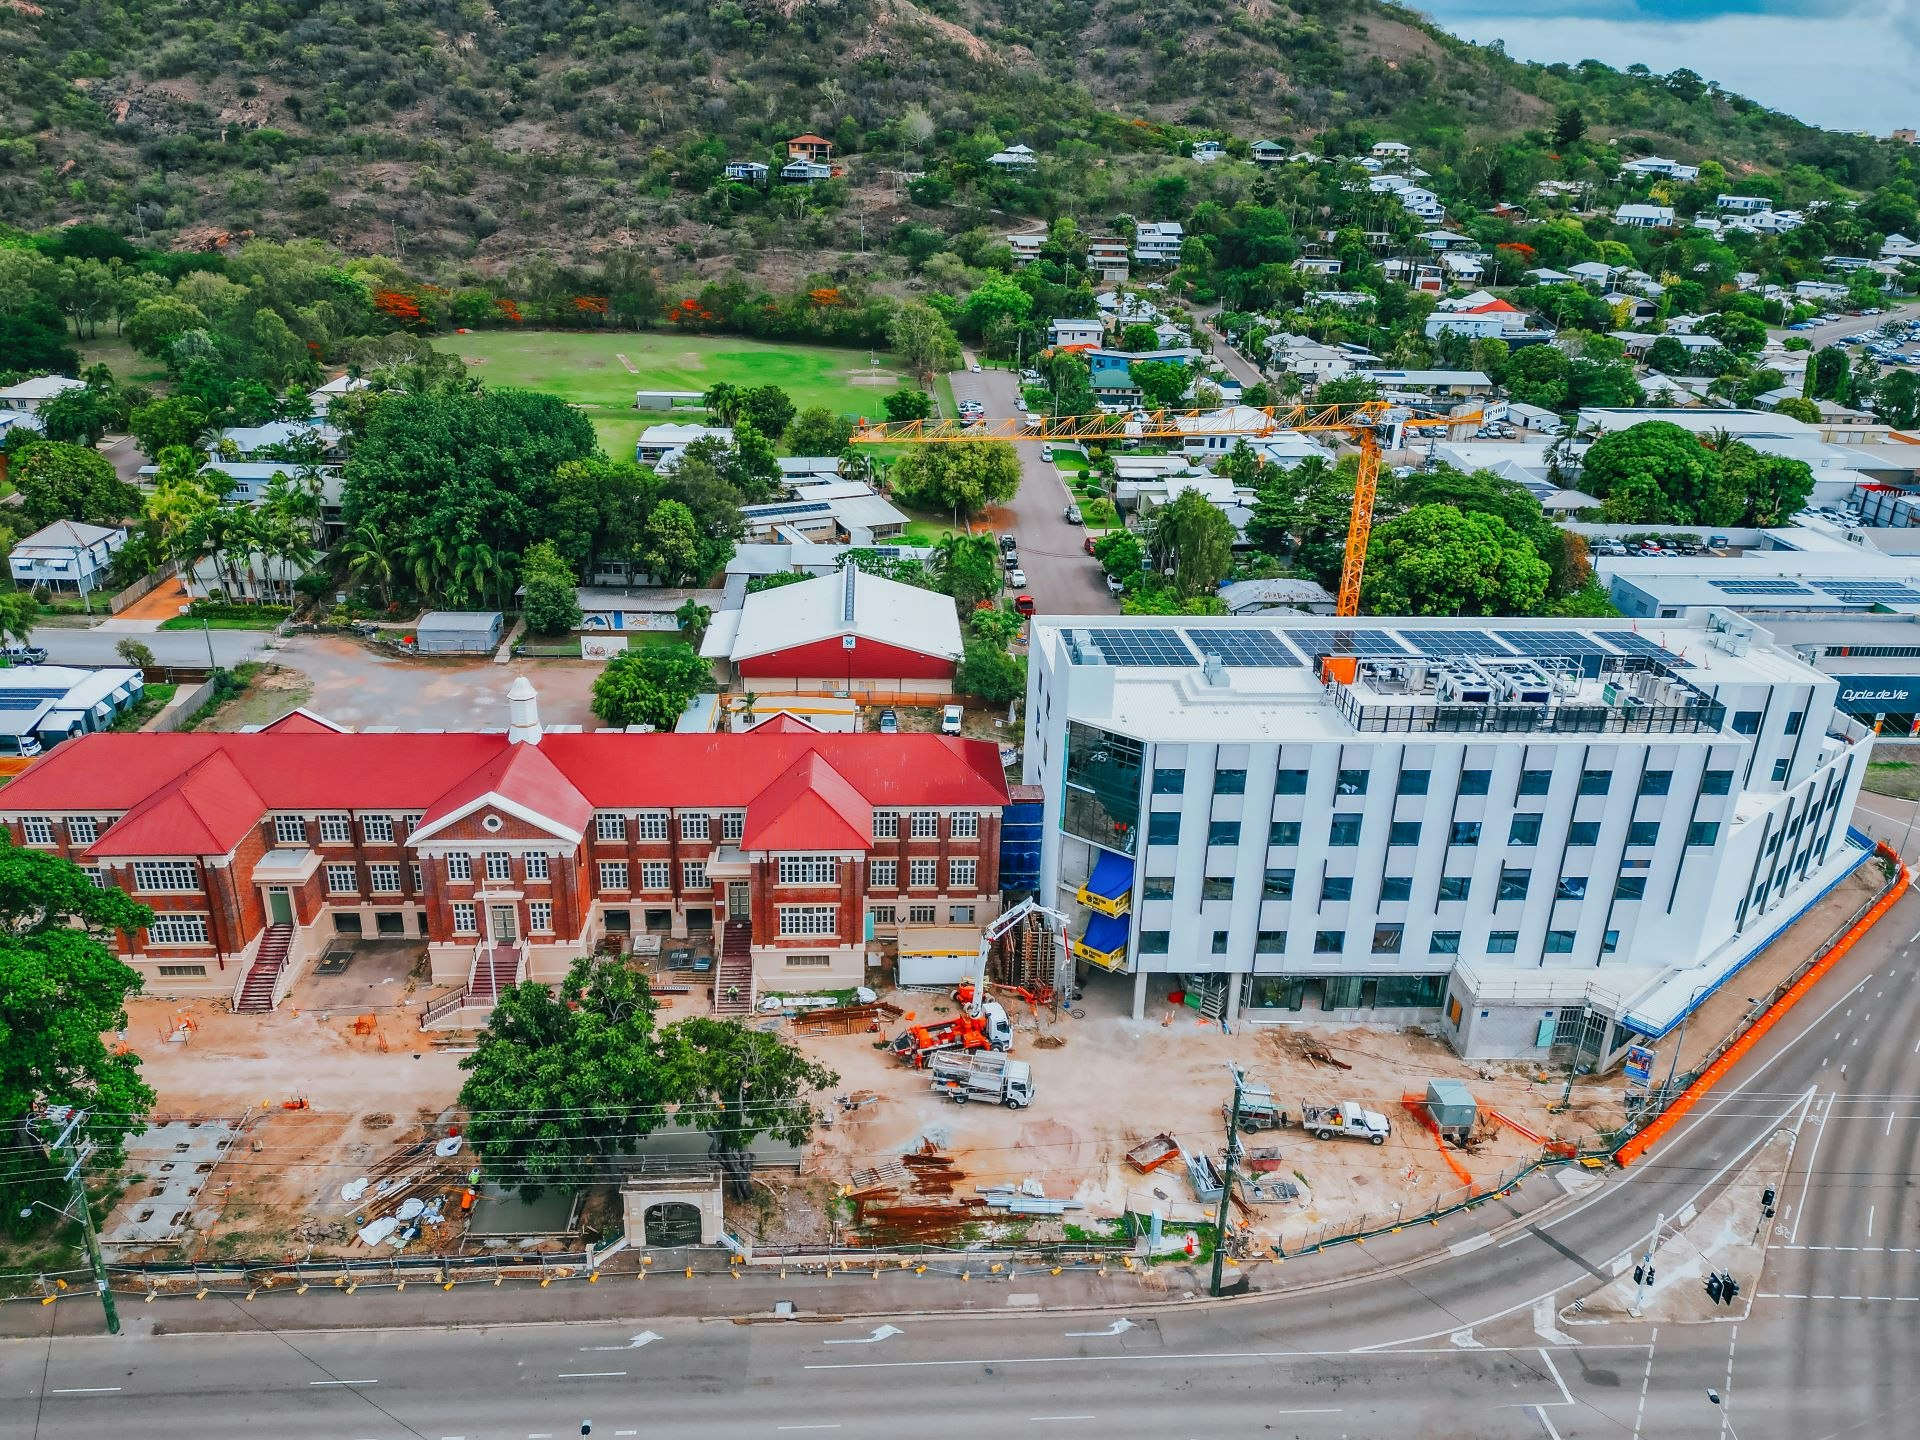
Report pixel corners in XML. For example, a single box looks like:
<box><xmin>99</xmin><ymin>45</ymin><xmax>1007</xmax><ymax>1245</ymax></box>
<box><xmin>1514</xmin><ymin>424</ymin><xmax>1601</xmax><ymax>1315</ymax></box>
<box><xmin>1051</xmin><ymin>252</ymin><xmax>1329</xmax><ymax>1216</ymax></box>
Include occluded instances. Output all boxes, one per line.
<box><xmin>0</xmin><ymin>678</ymin><xmax>1009</xmax><ymax>1020</ymax></box>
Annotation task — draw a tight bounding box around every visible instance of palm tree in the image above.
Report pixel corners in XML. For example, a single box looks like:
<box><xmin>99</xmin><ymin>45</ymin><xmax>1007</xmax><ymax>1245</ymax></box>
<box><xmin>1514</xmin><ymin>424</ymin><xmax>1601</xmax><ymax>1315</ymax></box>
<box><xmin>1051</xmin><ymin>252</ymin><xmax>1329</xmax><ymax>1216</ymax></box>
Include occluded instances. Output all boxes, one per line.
<box><xmin>453</xmin><ymin>539</ymin><xmax>506</xmax><ymax>611</ymax></box>
<box><xmin>341</xmin><ymin>521</ymin><xmax>398</xmax><ymax>611</ymax></box>
<box><xmin>145</xmin><ymin>465</ymin><xmax>220</xmax><ymax>576</ymax></box>
<box><xmin>407</xmin><ymin>533</ymin><xmax>454</xmax><ymax>606</ymax></box>
<box><xmin>266</xmin><ymin>514</ymin><xmax>318</xmax><ymax>603</ymax></box>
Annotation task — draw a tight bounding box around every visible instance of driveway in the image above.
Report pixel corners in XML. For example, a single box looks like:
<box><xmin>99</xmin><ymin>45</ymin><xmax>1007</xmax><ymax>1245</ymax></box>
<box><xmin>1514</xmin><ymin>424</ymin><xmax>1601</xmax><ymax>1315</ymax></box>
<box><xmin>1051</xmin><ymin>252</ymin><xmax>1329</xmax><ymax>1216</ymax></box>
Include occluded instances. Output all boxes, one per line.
<box><xmin>949</xmin><ymin>361</ymin><xmax>1118</xmax><ymax>619</ymax></box>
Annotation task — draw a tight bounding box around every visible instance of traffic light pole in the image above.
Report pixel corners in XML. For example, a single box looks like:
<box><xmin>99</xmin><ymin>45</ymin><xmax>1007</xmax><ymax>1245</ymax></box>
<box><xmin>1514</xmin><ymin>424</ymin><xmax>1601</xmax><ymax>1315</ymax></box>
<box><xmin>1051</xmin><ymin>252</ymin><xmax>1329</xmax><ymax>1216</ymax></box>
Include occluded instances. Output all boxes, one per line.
<box><xmin>1208</xmin><ymin>1065</ymin><xmax>1244</xmax><ymax>1298</ymax></box>
<box><xmin>1629</xmin><ymin>1210</ymin><xmax>1664</xmax><ymax>1318</ymax></box>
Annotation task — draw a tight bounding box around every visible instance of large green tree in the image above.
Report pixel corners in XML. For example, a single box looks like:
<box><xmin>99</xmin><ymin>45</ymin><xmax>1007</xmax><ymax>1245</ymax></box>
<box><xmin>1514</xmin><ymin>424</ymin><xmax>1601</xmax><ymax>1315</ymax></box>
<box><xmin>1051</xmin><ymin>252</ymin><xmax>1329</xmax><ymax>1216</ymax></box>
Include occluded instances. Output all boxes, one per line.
<box><xmin>888</xmin><ymin>302</ymin><xmax>963</xmax><ymax>382</ymax></box>
<box><xmin>929</xmin><ymin>532</ymin><xmax>1003</xmax><ymax>607</ymax></box>
<box><xmin>591</xmin><ymin>642</ymin><xmax>713</xmax><ymax>730</ymax></box>
<box><xmin>519</xmin><ymin>539</ymin><xmax>582</xmax><ymax>635</ymax></box>
<box><xmin>1130</xmin><ymin>359</ymin><xmax>1193</xmax><ymax>410</ymax></box>
<box><xmin>1360</xmin><ymin>505</ymin><xmax>1552</xmax><ymax>616</ymax></box>
<box><xmin>1582</xmin><ymin>422</ymin><xmax>1721</xmax><ymax>524</ymax></box>
<box><xmin>1503</xmin><ymin>345</ymin><xmax>1571</xmax><ymax>410</ymax></box>
<box><xmin>338</xmin><ymin>388</ymin><xmax>596</xmax><ymax>600</ymax></box>
<box><xmin>13</xmin><ymin>441</ymin><xmax>143</xmax><ymax>529</ymax></box>
<box><xmin>889</xmin><ymin>441</ymin><xmax>1021</xmax><ymax>517</ymax></box>
<box><xmin>457</xmin><ymin>958</ymin><xmax>676</xmax><ymax>1198</ymax></box>
<box><xmin>785</xmin><ymin>407</ymin><xmax>855</xmax><ymax>456</ymax></box>
<box><xmin>1147</xmin><ymin>489</ymin><xmax>1236</xmax><ymax>598</ymax></box>
<box><xmin>0</xmin><ymin>839</ymin><xmax>155</xmax><ymax>1233</ymax></box>
<box><xmin>662</xmin><ymin>1017</ymin><xmax>837</xmax><ymax>1187</ymax></box>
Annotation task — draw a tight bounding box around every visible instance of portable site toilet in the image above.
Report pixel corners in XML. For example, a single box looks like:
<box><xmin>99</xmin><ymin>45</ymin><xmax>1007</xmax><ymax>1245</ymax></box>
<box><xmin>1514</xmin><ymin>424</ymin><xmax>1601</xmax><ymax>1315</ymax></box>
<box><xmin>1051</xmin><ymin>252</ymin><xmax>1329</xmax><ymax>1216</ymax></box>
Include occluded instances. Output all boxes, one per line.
<box><xmin>1425</xmin><ymin>1079</ymin><xmax>1476</xmax><ymax>1145</ymax></box>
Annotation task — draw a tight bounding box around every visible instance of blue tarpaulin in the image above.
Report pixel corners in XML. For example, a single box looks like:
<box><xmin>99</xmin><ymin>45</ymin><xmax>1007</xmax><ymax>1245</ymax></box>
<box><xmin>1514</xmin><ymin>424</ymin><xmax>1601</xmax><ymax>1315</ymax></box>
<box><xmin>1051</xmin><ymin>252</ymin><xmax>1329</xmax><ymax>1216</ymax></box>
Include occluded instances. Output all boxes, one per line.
<box><xmin>1082</xmin><ymin>911</ymin><xmax>1130</xmax><ymax>955</ymax></box>
<box><xmin>1084</xmin><ymin>848</ymin><xmax>1135</xmax><ymax>902</ymax></box>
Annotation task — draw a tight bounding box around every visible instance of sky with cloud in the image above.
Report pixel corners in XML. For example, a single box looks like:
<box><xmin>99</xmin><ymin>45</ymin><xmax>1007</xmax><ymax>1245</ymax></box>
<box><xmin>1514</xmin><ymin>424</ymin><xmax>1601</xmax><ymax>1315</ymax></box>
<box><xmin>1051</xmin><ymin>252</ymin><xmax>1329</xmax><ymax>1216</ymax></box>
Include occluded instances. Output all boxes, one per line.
<box><xmin>1415</xmin><ymin>0</ymin><xmax>1918</xmax><ymax>134</ymax></box>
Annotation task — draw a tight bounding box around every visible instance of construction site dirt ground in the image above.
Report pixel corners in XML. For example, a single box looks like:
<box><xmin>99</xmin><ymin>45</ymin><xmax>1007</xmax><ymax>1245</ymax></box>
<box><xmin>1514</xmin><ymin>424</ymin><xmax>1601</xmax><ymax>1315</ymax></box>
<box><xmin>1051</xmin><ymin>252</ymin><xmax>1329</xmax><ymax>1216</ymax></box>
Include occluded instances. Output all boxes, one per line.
<box><xmin>796</xmin><ymin>989</ymin><xmax>1622</xmax><ymax>1254</ymax></box>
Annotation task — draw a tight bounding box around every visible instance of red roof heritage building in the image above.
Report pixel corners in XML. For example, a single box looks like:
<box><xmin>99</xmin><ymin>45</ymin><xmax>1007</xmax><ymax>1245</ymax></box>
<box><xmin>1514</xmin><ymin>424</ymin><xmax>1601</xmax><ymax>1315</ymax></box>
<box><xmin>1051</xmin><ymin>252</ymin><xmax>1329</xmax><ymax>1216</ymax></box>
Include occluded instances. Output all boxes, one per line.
<box><xmin>0</xmin><ymin>679</ymin><xmax>1009</xmax><ymax>1019</ymax></box>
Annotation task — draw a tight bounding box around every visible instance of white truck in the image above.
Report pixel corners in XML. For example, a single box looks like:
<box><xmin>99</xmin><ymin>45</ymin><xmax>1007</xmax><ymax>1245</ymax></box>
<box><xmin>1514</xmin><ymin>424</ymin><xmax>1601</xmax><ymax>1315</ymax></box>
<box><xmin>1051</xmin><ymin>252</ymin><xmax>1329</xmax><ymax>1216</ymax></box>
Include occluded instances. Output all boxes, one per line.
<box><xmin>1300</xmin><ymin>1099</ymin><xmax>1392</xmax><ymax>1144</ymax></box>
<box><xmin>929</xmin><ymin>1050</ymin><xmax>1035</xmax><ymax>1109</ymax></box>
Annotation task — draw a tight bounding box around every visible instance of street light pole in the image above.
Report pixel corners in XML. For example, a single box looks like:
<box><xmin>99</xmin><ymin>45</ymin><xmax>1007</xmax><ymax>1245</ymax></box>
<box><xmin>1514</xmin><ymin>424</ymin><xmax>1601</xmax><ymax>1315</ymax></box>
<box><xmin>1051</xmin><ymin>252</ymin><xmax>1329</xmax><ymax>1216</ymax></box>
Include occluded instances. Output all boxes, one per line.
<box><xmin>1629</xmin><ymin>1211</ymin><xmax>1664</xmax><ymax>1318</ymax></box>
<box><xmin>1208</xmin><ymin>1064</ymin><xmax>1244</xmax><ymax>1298</ymax></box>
<box><xmin>1658</xmin><ymin>984</ymin><xmax>1711</xmax><ymax>1107</ymax></box>
<box><xmin>44</xmin><ymin>1111</ymin><xmax>119</xmax><ymax>1335</ymax></box>
<box><xmin>200</xmin><ymin>617</ymin><xmax>217</xmax><ymax>671</ymax></box>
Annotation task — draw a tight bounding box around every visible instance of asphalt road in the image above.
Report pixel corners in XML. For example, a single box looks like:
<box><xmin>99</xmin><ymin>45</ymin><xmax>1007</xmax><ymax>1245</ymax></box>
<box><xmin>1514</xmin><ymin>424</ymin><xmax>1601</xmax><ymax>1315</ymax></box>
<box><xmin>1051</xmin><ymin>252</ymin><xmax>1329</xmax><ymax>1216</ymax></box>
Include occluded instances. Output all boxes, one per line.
<box><xmin>949</xmin><ymin>362</ymin><xmax>1117</xmax><ymax>619</ymax></box>
<box><xmin>30</xmin><ymin>623</ymin><xmax>269</xmax><ymax>668</ymax></box>
<box><xmin>11</xmin><ymin>882</ymin><xmax>1917</xmax><ymax>1437</ymax></box>
<box><xmin>1771</xmin><ymin>300</ymin><xmax>1920</xmax><ymax>348</ymax></box>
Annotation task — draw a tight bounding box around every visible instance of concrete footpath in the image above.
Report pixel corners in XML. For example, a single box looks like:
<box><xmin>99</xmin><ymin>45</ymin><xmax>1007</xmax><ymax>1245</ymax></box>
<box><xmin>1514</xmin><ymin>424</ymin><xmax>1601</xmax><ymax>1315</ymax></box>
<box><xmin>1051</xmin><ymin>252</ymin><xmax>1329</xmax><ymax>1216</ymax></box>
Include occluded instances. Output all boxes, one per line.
<box><xmin>1</xmin><ymin>1158</ymin><xmax>1588</xmax><ymax>1340</ymax></box>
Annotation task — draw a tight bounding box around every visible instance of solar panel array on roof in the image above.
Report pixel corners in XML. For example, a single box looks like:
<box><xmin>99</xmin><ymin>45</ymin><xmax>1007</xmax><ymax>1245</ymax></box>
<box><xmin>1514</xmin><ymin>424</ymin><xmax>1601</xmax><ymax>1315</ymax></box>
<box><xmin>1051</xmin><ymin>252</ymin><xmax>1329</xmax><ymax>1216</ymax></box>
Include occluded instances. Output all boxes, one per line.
<box><xmin>1494</xmin><ymin>630</ymin><xmax>1611</xmax><ymax>658</ymax></box>
<box><xmin>741</xmin><ymin>501</ymin><xmax>832</xmax><ymax>519</ymax></box>
<box><xmin>1181</xmin><ymin>629</ymin><xmax>1302</xmax><ymax>667</ymax></box>
<box><xmin>1287</xmin><ymin>629</ymin><xmax>1410</xmax><ymax>658</ymax></box>
<box><xmin>1812</xmin><ymin>581</ymin><xmax>1920</xmax><ymax>605</ymax></box>
<box><xmin>1710</xmin><ymin>579</ymin><xmax>1816</xmax><ymax>596</ymax></box>
<box><xmin>1393</xmin><ymin>629</ymin><xmax>1512</xmax><ymax>657</ymax></box>
<box><xmin>1069</xmin><ymin>628</ymin><xmax>1198</xmax><ymax>667</ymax></box>
<box><xmin>1599</xmin><ymin>631</ymin><xmax>1692</xmax><ymax>666</ymax></box>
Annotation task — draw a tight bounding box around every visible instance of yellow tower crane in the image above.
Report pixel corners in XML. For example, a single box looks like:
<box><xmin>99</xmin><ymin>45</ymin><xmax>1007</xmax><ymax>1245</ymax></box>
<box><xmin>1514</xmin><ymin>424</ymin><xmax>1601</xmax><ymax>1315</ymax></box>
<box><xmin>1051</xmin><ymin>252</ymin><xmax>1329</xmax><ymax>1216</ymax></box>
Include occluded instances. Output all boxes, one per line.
<box><xmin>851</xmin><ymin>401</ymin><xmax>1482</xmax><ymax>618</ymax></box>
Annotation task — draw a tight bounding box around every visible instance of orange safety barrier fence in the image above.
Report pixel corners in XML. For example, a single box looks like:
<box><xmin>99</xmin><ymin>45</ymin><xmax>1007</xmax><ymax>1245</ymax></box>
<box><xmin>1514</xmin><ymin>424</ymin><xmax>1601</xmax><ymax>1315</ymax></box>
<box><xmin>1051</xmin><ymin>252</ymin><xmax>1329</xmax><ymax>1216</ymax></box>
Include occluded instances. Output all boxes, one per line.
<box><xmin>1616</xmin><ymin>843</ymin><xmax>1910</xmax><ymax>1166</ymax></box>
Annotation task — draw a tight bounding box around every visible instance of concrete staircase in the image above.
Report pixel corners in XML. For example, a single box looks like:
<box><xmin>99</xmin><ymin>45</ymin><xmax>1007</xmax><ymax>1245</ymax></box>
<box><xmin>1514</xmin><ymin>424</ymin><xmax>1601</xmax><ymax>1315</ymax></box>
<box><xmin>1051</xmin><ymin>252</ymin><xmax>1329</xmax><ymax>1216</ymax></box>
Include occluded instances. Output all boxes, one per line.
<box><xmin>714</xmin><ymin>920</ymin><xmax>754</xmax><ymax>1016</ymax></box>
<box><xmin>236</xmin><ymin>924</ymin><xmax>292</xmax><ymax>1013</ymax></box>
<box><xmin>470</xmin><ymin>944</ymin><xmax>522</xmax><ymax>1002</ymax></box>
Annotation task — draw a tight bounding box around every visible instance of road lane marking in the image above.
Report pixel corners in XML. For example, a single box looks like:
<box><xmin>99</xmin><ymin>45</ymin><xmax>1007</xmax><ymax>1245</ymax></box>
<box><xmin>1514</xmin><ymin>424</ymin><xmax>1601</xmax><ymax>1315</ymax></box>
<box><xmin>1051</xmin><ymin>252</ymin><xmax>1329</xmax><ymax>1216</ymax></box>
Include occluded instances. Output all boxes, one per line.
<box><xmin>309</xmin><ymin>1379</ymin><xmax>378</xmax><ymax>1386</ymax></box>
<box><xmin>1028</xmin><ymin>1417</ymin><xmax>1095</xmax><ymax>1423</ymax></box>
<box><xmin>1447</xmin><ymin>1232</ymin><xmax>1493</xmax><ymax>1257</ymax></box>
<box><xmin>1867</xmin><ymin>1205</ymin><xmax>1875</xmax><ymax>1239</ymax></box>
<box><xmin>1632</xmin><ymin>1326</ymin><xmax>1659</xmax><ymax>1440</ymax></box>
<box><xmin>51</xmin><ymin>1387</ymin><xmax>121</xmax><ymax>1394</ymax></box>
<box><xmin>1540</xmin><ymin>1348</ymin><xmax>1573</xmax><ymax>1406</ymax></box>
<box><xmin>1721</xmin><ymin>1325</ymin><xmax>1739</xmax><ymax>1440</ymax></box>
<box><xmin>804</xmin><ymin>1342</ymin><xmax>1653</xmax><ymax>1372</ymax></box>
<box><xmin>1889</xmin><ymin>1111</ymin><xmax>1898</xmax><ymax>1136</ymax></box>
<box><xmin>558</xmin><ymin>1371</ymin><xmax>626</xmax><ymax>1378</ymax></box>
<box><xmin>776</xmin><ymin>1427</ymin><xmax>842</xmax><ymax>1432</ymax></box>
<box><xmin>1790</xmin><ymin>1092</ymin><xmax>1835</xmax><ymax>1245</ymax></box>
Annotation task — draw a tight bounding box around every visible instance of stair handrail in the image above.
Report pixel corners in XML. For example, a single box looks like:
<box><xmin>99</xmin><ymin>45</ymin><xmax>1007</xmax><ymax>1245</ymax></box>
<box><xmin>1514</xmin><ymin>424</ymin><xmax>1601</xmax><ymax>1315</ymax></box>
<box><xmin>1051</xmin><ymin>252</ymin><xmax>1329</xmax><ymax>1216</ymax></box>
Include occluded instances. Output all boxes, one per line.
<box><xmin>420</xmin><ymin>987</ymin><xmax>468</xmax><ymax>1028</ymax></box>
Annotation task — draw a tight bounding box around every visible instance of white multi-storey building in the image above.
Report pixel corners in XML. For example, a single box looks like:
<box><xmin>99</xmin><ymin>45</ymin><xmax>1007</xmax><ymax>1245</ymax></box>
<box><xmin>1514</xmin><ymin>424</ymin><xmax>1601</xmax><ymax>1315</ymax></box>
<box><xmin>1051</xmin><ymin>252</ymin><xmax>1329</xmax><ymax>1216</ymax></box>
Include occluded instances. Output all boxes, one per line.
<box><xmin>1025</xmin><ymin>615</ymin><xmax>1872</xmax><ymax>1063</ymax></box>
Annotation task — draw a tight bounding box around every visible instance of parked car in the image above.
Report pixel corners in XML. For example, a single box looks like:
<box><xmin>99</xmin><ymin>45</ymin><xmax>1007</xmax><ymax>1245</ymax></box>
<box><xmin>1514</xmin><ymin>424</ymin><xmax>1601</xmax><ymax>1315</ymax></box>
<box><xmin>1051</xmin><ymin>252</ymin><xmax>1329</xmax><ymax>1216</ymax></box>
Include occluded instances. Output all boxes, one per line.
<box><xmin>1013</xmin><ymin>594</ymin><xmax>1036</xmax><ymax>615</ymax></box>
<box><xmin>1008</xmin><ymin>567</ymin><xmax>1028</xmax><ymax>587</ymax></box>
<box><xmin>878</xmin><ymin>708</ymin><xmax>899</xmax><ymax>734</ymax></box>
<box><xmin>1064</xmin><ymin>503</ymin><xmax>1083</xmax><ymax>524</ymax></box>
<box><xmin>1105</xmin><ymin>574</ymin><xmax>1126</xmax><ymax>596</ymax></box>
<box><xmin>1040</xmin><ymin>444</ymin><xmax>1054</xmax><ymax>462</ymax></box>
<box><xmin>1083</xmin><ymin>535</ymin><xmax>1099</xmax><ymax>555</ymax></box>
<box><xmin>0</xmin><ymin>644</ymin><xmax>48</xmax><ymax>667</ymax></box>
<box><xmin>940</xmin><ymin>704</ymin><xmax>964</xmax><ymax>735</ymax></box>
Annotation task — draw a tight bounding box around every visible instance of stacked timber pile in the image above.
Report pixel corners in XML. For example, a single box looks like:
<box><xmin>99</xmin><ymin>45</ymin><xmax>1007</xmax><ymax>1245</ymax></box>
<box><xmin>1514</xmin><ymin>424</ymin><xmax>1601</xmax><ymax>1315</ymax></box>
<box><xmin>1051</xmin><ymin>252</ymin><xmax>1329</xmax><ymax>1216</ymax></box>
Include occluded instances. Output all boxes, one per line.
<box><xmin>845</xmin><ymin>1141</ymin><xmax>988</xmax><ymax>1244</ymax></box>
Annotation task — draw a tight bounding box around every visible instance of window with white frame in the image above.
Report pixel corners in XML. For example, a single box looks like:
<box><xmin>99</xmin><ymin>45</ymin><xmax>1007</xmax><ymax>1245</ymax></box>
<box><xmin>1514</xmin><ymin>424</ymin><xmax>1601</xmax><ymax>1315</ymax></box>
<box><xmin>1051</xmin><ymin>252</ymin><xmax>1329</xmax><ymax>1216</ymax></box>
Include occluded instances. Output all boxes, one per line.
<box><xmin>785</xmin><ymin>954</ymin><xmax>831</xmax><ymax>969</ymax></box>
<box><xmin>528</xmin><ymin>900</ymin><xmax>553</xmax><ymax>933</ymax></box>
<box><xmin>949</xmin><ymin>904</ymin><xmax>975</xmax><ymax>924</ymax></box>
<box><xmin>721</xmin><ymin>811</ymin><xmax>745</xmax><ymax>842</ymax></box>
<box><xmin>909</xmin><ymin>812</ymin><xmax>938</xmax><ymax>839</ymax></box>
<box><xmin>599</xmin><ymin>861</ymin><xmax>630</xmax><ymax>891</ymax></box>
<box><xmin>636</xmin><ymin>812</ymin><xmax>668</xmax><ymax>841</ymax></box>
<box><xmin>362</xmin><ymin>815</ymin><xmax>394</xmax><ymax>843</ymax></box>
<box><xmin>640</xmin><ymin>861</ymin><xmax>670</xmax><ymax>890</ymax></box>
<box><xmin>147</xmin><ymin>914</ymin><xmax>210</xmax><ymax>945</ymax></box>
<box><xmin>909</xmin><ymin>858</ymin><xmax>937</xmax><ymax>888</ymax></box>
<box><xmin>682</xmin><ymin>860</ymin><xmax>708</xmax><ymax>890</ymax></box>
<box><xmin>778</xmin><ymin>905</ymin><xmax>838</xmax><ymax>937</ymax></box>
<box><xmin>319</xmin><ymin>814</ymin><xmax>351</xmax><ymax>843</ymax></box>
<box><xmin>133</xmin><ymin>861</ymin><xmax>199</xmax><ymax>892</ymax></box>
<box><xmin>868</xmin><ymin>859</ymin><xmax>897</xmax><ymax>888</ymax></box>
<box><xmin>409</xmin><ymin>863</ymin><xmax>423</xmax><ymax>892</ymax></box>
<box><xmin>21</xmin><ymin>817</ymin><xmax>51</xmax><ymax>846</ymax></box>
<box><xmin>948</xmin><ymin>858</ymin><xmax>977</xmax><ymax>889</ymax></box>
<box><xmin>82</xmin><ymin>867</ymin><xmax>105</xmax><ymax>889</ymax></box>
<box><xmin>326</xmin><ymin>864</ymin><xmax>357</xmax><ymax>894</ymax></box>
<box><xmin>67</xmin><ymin>816</ymin><xmax>98</xmax><ymax>845</ymax></box>
<box><xmin>870</xmin><ymin>905</ymin><xmax>897</xmax><ymax>925</ymax></box>
<box><xmin>157</xmin><ymin>963</ymin><xmax>207</xmax><ymax>978</ymax></box>
<box><xmin>595</xmin><ymin>812</ymin><xmax>626</xmax><ymax>842</ymax></box>
<box><xmin>873</xmin><ymin>810</ymin><xmax>899</xmax><ymax>839</ymax></box>
<box><xmin>274</xmin><ymin>815</ymin><xmax>305</xmax><ymax>845</ymax></box>
<box><xmin>446</xmin><ymin>853</ymin><xmax>472</xmax><ymax>882</ymax></box>
<box><xmin>951</xmin><ymin>813</ymin><xmax>979</xmax><ymax>839</ymax></box>
<box><xmin>908</xmin><ymin>904</ymin><xmax>937</xmax><ymax>924</ymax></box>
<box><xmin>778</xmin><ymin>855</ymin><xmax>838</xmax><ymax>885</ymax></box>
<box><xmin>452</xmin><ymin>902</ymin><xmax>477</xmax><ymax>934</ymax></box>
<box><xmin>485</xmin><ymin>851</ymin><xmax>512</xmax><ymax>882</ymax></box>
<box><xmin>524</xmin><ymin>853</ymin><xmax>549</xmax><ymax>881</ymax></box>
<box><xmin>368</xmin><ymin>864</ymin><xmax>401</xmax><ymax>894</ymax></box>
<box><xmin>680</xmin><ymin>813</ymin><xmax>710</xmax><ymax>841</ymax></box>
<box><xmin>401</xmin><ymin>813</ymin><xmax>423</xmax><ymax>837</ymax></box>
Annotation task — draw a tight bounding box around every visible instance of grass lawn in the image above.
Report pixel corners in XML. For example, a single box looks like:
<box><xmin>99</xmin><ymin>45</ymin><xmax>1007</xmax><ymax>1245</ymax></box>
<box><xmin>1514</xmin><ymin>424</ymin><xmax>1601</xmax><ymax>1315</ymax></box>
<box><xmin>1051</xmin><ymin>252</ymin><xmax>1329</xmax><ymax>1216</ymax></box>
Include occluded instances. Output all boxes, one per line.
<box><xmin>111</xmin><ymin>683</ymin><xmax>178</xmax><ymax>731</ymax></box>
<box><xmin>432</xmin><ymin>330</ymin><xmax>910</xmax><ymax>459</ymax></box>
<box><xmin>77</xmin><ymin>334</ymin><xmax>169</xmax><ymax>387</ymax></box>
<box><xmin>1864</xmin><ymin>760</ymin><xmax>1920</xmax><ymax>800</ymax></box>
<box><xmin>933</xmin><ymin>373</ymin><xmax>958</xmax><ymax>419</ymax></box>
<box><xmin>159</xmin><ymin>611</ymin><xmax>289</xmax><ymax>631</ymax></box>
